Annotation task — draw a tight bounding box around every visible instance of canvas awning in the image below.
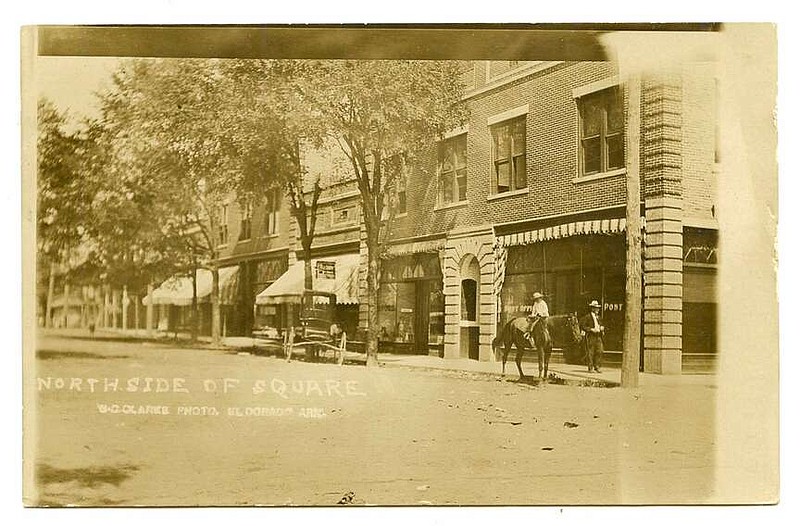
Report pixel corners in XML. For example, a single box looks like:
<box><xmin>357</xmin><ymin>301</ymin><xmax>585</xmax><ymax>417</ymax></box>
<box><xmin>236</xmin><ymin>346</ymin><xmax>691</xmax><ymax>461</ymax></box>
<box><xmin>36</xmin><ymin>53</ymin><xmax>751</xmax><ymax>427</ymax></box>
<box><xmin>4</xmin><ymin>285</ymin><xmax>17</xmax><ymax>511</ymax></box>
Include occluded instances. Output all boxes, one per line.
<box><xmin>494</xmin><ymin>217</ymin><xmax>645</xmax><ymax>248</ymax></box>
<box><xmin>255</xmin><ymin>253</ymin><xmax>360</xmax><ymax>305</ymax></box>
<box><xmin>143</xmin><ymin>266</ymin><xmax>239</xmax><ymax>306</ymax></box>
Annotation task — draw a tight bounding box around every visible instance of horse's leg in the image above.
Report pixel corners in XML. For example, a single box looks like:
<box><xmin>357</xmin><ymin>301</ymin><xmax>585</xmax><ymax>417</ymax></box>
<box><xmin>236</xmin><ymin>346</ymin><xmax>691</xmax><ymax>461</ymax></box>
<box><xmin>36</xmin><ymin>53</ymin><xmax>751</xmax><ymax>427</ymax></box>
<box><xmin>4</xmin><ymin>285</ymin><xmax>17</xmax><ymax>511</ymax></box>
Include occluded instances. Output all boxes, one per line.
<box><xmin>537</xmin><ymin>343</ymin><xmax>544</xmax><ymax>379</ymax></box>
<box><xmin>501</xmin><ymin>339</ymin><xmax>510</xmax><ymax>376</ymax></box>
<box><xmin>544</xmin><ymin>346</ymin><xmax>551</xmax><ymax>379</ymax></box>
<box><xmin>515</xmin><ymin>338</ymin><xmax>524</xmax><ymax>379</ymax></box>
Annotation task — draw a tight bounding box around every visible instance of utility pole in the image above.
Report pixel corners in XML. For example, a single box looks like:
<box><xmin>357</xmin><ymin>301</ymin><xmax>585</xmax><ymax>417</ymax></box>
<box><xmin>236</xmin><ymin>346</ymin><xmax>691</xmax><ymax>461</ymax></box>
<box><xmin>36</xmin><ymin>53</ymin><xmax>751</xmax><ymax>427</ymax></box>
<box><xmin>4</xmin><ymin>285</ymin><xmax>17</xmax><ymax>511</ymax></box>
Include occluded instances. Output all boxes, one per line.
<box><xmin>622</xmin><ymin>74</ymin><xmax>643</xmax><ymax>388</ymax></box>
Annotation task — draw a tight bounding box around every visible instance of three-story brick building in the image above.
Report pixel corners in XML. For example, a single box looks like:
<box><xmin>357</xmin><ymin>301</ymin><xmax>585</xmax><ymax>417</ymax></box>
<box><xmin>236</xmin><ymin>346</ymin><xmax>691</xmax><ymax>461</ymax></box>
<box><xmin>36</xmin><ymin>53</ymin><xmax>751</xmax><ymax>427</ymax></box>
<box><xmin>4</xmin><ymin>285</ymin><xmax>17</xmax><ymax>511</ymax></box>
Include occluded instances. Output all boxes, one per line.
<box><xmin>361</xmin><ymin>60</ymin><xmax>718</xmax><ymax>373</ymax></box>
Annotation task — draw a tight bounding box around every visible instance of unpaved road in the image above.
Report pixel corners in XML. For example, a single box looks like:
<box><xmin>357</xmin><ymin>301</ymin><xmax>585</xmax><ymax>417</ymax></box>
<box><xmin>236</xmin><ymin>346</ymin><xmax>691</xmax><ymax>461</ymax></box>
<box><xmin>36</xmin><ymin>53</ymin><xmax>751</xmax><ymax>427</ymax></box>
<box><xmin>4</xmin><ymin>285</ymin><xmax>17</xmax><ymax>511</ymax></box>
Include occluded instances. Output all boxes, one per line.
<box><xmin>26</xmin><ymin>333</ymin><xmax>717</xmax><ymax>506</ymax></box>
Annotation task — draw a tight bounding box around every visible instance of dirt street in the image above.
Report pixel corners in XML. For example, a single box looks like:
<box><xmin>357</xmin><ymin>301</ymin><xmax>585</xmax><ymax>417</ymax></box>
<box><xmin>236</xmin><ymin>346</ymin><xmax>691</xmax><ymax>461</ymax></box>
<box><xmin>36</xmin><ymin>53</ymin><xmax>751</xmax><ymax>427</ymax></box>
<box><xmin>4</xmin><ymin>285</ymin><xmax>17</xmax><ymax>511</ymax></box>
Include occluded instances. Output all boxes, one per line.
<box><xmin>27</xmin><ymin>333</ymin><xmax>717</xmax><ymax>506</ymax></box>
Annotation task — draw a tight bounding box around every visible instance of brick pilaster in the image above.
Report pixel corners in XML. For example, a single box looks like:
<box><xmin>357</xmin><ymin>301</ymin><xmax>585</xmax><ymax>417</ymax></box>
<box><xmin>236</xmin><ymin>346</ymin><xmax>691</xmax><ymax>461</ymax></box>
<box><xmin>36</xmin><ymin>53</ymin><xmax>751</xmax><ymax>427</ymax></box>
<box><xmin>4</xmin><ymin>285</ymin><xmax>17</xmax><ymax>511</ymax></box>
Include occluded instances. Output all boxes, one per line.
<box><xmin>642</xmin><ymin>76</ymin><xmax>684</xmax><ymax>374</ymax></box>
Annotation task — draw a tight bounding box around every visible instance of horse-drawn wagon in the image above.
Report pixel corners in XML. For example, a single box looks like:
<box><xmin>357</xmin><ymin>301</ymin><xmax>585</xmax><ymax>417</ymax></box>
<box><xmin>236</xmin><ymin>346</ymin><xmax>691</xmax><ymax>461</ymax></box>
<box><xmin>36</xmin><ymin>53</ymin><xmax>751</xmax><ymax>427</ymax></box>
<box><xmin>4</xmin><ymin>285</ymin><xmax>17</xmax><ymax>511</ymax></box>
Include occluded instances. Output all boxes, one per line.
<box><xmin>281</xmin><ymin>290</ymin><xmax>348</xmax><ymax>365</ymax></box>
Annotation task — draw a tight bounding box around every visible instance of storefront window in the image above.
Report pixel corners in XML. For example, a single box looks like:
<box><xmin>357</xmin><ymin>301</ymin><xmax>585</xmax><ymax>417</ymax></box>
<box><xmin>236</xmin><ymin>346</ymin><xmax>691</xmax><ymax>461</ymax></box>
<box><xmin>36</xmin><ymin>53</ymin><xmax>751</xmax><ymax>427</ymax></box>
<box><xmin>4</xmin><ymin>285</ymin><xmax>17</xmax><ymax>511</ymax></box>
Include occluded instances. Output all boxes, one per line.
<box><xmin>501</xmin><ymin>235</ymin><xmax>625</xmax><ymax>351</ymax></box>
<box><xmin>378</xmin><ymin>283</ymin><xmax>397</xmax><ymax>341</ymax></box>
<box><xmin>396</xmin><ymin>283</ymin><xmax>415</xmax><ymax>343</ymax></box>
<box><xmin>378</xmin><ymin>253</ymin><xmax>443</xmax><ymax>350</ymax></box>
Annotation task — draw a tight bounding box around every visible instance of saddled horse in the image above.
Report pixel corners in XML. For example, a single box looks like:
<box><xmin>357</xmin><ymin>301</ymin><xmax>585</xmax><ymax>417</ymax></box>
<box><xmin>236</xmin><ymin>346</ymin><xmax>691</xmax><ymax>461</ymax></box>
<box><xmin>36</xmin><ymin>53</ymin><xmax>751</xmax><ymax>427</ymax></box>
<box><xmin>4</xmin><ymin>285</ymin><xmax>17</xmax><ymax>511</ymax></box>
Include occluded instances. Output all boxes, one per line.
<box><xmin>492</xmin><ymin>313</ymin><xmax>582</xmax><ymax>380</ymax></box>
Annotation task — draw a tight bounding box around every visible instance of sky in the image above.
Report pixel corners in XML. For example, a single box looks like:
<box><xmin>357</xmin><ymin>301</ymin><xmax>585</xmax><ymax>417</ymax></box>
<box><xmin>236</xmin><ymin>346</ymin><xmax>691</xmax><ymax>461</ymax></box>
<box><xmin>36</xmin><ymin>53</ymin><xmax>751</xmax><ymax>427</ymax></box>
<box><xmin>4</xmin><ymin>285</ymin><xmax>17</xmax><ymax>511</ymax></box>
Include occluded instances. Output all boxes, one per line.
<box><xmin>35</xmin><ymin>56</ymin><xmax>122</xmax><ymax>121</ymax></box>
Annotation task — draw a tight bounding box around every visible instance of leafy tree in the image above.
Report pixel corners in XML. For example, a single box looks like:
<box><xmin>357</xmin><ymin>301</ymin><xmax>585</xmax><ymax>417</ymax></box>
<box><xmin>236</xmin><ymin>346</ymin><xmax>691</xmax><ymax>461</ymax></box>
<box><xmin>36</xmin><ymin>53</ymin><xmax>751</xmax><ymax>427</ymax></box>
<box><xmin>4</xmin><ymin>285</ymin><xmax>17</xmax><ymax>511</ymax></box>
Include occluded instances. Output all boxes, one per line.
<box><xmin>36</xmin><ymin>98</ymin><xmax>95</xmax><ymax>326</ymax></box>
<box><xmin>292</xmin><ymin>60</ymin><xmax>468</xmax><ymax>365</ymax></box>
<box><xmin>96</xmin><ymin>58</ymin><xmax>311</xmax><ymax>343</ymax></box>
<box><xmin>219</xmin><ymin>60</ymin><xmax>331</xmax><ymax>291</ymax></box>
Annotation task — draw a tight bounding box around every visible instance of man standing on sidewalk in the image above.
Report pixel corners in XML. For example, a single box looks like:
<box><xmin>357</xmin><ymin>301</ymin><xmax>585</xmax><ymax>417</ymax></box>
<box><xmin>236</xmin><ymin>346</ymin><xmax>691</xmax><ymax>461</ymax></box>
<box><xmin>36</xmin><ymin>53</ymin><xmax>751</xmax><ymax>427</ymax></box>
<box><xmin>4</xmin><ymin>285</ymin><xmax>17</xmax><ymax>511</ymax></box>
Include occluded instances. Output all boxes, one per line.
<box><xmin>580</xmin><ymin>300</ymin><xmax>605</xmax><ymax>373</ymax></box>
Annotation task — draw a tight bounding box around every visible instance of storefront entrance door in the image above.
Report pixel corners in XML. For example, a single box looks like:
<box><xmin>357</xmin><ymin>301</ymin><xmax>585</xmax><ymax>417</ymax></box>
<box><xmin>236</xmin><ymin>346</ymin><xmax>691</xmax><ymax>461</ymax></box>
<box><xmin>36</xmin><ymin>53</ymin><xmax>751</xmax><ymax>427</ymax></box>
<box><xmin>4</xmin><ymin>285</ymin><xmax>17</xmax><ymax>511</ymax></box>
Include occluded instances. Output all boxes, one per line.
<box><xmin>414</xmin><ymin>281</ymin><xmax>430</xmax><ymax>354</ymax></box>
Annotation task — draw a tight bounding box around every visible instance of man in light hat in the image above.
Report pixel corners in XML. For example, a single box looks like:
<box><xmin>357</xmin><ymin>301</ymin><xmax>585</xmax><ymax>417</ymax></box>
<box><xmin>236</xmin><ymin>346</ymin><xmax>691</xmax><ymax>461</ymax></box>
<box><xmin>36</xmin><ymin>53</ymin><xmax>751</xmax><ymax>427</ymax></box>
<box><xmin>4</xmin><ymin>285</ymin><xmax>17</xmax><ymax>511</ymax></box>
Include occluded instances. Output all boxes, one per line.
<box><xmin>579</xmin><ymin>300</ymin><xmax>605</xmax><ymax>373</ymax></box>
<box><xmin>524</xmin><ymin>291</ymin><xmax>550</xmax><ymax>345</ymax></box>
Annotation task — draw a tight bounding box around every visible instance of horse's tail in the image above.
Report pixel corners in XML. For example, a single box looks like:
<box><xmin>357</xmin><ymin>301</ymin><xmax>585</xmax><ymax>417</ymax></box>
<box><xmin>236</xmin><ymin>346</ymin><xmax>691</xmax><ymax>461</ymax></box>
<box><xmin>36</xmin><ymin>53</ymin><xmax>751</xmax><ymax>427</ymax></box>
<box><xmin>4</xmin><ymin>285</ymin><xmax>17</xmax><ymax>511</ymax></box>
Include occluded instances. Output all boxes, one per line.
<box><xmin>492</xmin><ymin>322</ymin><xmax>506</xmax><ymax>350</ymax></box>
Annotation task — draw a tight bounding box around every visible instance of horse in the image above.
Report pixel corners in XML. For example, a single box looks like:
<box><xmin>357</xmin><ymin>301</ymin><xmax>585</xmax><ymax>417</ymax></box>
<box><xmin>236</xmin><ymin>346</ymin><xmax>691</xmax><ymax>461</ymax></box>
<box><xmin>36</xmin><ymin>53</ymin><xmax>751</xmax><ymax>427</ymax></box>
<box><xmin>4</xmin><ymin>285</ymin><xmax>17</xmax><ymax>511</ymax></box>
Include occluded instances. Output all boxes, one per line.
<box><xmin>492</xmin><ymin>313</ymin><xmax>582</xmax><ymax>380</ymax></box>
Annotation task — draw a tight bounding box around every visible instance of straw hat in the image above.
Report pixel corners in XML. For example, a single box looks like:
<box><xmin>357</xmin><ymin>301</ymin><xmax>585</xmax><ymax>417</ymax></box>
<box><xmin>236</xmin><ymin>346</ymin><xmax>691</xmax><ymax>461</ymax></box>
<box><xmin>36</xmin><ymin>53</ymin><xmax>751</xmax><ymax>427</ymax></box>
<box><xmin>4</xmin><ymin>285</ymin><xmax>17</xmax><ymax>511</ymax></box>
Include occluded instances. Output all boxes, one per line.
<box><xmin>588</xmin><ymin>300</ymin><xmax>601</xmax><ymax>309</ymax></box>
<box><xmin>532</xmin><ymin>292</ymin><xmax>545</xmax><ymax>301</ymax></box>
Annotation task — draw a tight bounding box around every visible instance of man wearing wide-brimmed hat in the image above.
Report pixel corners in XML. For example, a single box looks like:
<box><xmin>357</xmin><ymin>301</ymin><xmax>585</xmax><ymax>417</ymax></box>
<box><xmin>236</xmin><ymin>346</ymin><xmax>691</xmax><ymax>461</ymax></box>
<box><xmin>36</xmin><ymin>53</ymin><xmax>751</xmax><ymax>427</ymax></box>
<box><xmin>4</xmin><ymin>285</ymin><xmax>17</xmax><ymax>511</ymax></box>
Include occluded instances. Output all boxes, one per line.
<box><xmin>579</xmin><ymin>300</ymin><xmax>605</xmax><ymax>373</ymax></box>
<box><xmin>524</xmin><ymin>291</ymin><xmax>550</xmax><ymax>346</ymax></box>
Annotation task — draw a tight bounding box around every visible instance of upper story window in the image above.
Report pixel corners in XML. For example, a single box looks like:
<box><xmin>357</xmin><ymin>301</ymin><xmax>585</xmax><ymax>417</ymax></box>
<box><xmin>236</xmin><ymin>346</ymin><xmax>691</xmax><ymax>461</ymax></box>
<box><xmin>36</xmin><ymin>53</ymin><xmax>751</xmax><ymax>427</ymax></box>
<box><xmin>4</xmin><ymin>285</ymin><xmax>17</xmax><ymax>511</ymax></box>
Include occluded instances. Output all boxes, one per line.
<box><xmin>438</xmin><ymin>134</ymin><xmax>467</xmax><ymax>205</ymax></box>
<box><xmin>396</xmin><ymin>176</ymin><xmax>407</xmax><ymax>215</ymax></box>
<box><xmin>264</xmin><ymin>188</ymin><xmax>280</xmax><ymax>236</ymax></box>
<box><xmin>218</xmin><ymin>204</ymin><xmax>229</xmax><ymax>246</ymax></box>
<box><xmin>332</xmin><ymin>205</ymin><xmax>356</xmax><ymax>226</ymax></box>
<box><xmin>577</xmin><ymin>86</ymin><xmax>624</xmax><ymax>177</ymax></box>
<box><xmin>491</xmin><ymin>116</ymin><xmax>527</xmax><ymax>194</ymax></box>
<box><xmin>238</xmin><ymin>201</ymin><xmax>252</xmax><ymax>241</ymax></box>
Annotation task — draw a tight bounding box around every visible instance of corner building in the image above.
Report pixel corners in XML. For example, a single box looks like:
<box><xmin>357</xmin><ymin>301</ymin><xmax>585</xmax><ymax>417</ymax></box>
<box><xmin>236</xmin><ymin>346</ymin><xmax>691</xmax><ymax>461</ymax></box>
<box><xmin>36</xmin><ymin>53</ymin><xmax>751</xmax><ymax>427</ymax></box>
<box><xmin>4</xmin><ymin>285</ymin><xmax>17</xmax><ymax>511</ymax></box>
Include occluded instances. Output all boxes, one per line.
<box><xmin>371</xmin><ymin>61</ymin><xmax>719</xmax><ymax>373</ymax></box>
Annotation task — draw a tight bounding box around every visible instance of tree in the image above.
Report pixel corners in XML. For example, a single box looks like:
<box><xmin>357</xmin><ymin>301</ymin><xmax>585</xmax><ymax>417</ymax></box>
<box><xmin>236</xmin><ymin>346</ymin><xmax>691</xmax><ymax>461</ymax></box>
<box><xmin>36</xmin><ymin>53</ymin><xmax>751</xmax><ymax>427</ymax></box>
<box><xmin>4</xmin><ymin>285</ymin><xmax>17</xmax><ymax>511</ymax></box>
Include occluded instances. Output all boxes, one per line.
<box><xmin>36</xmin><ymin>98</ymin><xmax>95</xmax><ymax>327</ymax></box>
<box><xmin>294</xmin><ymin>60</ymin><xmax>468</xmax><ymax>365</ymax></box>
<box><xmin>97</xmin><ymin>58</ymin><xmax>307</xmax><ymax>344</ymax></box>
<box><xmin>218</xmin><ymin>60</ymin><xmax>327</xmax><ymax>291</ymax></box>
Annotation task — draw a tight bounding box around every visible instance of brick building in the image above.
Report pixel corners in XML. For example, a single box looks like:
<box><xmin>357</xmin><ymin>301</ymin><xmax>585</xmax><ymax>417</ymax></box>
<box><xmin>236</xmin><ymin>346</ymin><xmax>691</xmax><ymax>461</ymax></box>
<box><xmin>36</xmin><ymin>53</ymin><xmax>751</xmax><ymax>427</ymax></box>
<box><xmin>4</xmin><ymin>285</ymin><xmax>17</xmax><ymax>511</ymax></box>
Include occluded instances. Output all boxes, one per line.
<box><xmin>364</xmin><ymin>60</ymin><xmax>719</xmax><ymax>373</ymax></box>
<box><xmin>211</xmin><ymin>60</ymin><xmax>717</xmax><ymax>373</ymax></box>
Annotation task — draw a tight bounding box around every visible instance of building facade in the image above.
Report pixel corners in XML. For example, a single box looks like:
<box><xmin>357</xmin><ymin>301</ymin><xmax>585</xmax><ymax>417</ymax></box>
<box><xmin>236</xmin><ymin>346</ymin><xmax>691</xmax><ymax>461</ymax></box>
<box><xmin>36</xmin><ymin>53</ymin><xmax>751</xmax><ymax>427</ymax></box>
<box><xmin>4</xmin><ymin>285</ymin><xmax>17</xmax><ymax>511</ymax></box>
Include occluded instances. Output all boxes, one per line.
<box><xmin>365</xmin><ymin>60</ymin><xmax>719</xmax><ymax>373</ymax></box>
<box><xmin>196</xmin><ymin>60</ymin><xmax>718</xmax><ymax>373</ymax></box>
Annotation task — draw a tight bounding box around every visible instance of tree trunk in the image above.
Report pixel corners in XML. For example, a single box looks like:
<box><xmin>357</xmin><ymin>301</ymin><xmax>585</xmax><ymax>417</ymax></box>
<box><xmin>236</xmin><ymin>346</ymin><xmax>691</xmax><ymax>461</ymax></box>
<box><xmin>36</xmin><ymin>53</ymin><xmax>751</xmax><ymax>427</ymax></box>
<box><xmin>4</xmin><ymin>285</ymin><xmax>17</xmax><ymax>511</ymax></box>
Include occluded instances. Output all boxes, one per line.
<box><xmin>364</xmin><ymin>224</ymin><xmax>380</xmax><ymax>367</ymax></box>
<box><xmin>622</xmin><ymin>74</ymin><xmax>643</xmax><ymax>388</ymax></box>
<box><xmin>304</xmin><ymin>259</ymin><xmax>313</xmax><ymax>291</ymax></box>
<box><xmin>146</xmin><ymin>283</ymin><xmax>154</xmax><ymax>336</ymax></box>
<box><xmin>45</xmin><ymin>262</ymin><xmax>56</xmax><ymax>328</ymax></box>
<box><xmin>191</xmin><ymin>265</ymin><xmax>199</xmax><ymax>342</ymax></box>
<box><xmin>302</xmin><ymin>241</ymin><xmax>313</xmax><ymax>291</ymax></box>
<box><xmin>211</xmin><ymin>266</ymin><xmax>221</xmax><ymax>346</ymax></box>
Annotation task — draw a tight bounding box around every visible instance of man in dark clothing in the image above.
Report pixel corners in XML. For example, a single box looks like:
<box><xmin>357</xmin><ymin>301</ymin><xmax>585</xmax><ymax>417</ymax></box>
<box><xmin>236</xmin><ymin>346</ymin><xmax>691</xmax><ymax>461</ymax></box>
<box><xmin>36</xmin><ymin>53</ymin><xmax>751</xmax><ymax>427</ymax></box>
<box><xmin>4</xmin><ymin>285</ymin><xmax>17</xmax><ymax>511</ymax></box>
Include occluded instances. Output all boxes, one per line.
<box><xmin>579</xmin><ymin>300</ymin><xmax>605</xmax><ymax>373</ymax></box>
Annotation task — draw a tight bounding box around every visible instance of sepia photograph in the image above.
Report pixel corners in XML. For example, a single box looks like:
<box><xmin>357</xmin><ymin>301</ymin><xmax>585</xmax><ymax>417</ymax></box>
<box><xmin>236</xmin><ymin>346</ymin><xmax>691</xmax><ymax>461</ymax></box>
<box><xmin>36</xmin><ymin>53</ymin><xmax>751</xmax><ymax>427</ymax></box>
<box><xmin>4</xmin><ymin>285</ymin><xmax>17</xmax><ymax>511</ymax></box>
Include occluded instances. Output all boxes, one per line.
<box><xmin>19</xmin><ymin>22</ymin><xmax>781</xmax><ymax>509</ymax></box>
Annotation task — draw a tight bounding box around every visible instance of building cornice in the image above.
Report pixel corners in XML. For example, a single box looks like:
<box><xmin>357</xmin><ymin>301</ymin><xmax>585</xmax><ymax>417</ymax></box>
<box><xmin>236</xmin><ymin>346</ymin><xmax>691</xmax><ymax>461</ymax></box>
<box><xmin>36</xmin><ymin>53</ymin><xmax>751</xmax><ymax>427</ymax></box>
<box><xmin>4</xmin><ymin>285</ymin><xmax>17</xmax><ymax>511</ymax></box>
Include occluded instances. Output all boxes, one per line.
<box><xmin>463</xmin><ymin>61</ymin><xmax>564</xmax><ymax>101</ymax></box>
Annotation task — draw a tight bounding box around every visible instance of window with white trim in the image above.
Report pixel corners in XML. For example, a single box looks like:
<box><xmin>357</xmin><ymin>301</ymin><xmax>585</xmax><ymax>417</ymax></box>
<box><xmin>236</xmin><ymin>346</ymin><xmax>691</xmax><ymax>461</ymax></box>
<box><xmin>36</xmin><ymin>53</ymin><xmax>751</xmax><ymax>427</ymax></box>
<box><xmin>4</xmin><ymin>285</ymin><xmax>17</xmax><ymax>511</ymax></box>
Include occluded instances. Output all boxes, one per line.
<box><xmin>438</xmin><ymin>134</ymin><xmax>467</xmax><ymax>205</ymax></box>
<box><xmin>396</xmin><ymin>176</ymin><xmax>407</xmax><ymax>215</ymax></box>
<box><xmin>238</xmin><ymin>201</ymin><xmax>252</xmax><ymax>241</ymax></box>
<box><xmin>577</xmin><ymin>86</ymin><xmax>624</xmax><ymax>177</ymax></box>
<box><xmin>264</xmin><ymin>188</ymin><xmax>280</xmax><ymax>236</ymax></box>
<box><xmin>491</xmin><ymin>116</ymin><xmax>527</xmax><ymax>194</ymax></box>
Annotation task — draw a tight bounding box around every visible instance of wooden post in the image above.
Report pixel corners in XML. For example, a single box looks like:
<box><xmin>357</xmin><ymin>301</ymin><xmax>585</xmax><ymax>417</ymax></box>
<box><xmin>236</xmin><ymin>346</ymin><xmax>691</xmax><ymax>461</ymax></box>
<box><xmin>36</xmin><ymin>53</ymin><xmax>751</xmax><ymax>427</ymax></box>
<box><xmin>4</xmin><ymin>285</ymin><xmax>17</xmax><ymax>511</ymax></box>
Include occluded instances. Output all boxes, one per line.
<box><xmin>621</xmin><ymin>74</ymin><xmax>643</xmax><ymax>388</ymax></box>
<box><xmin>146</xmin><ymin>283</ymin><xmax>154</xmax><ymax>336</ymax></box>
<box><xmin>134</xmin><ymin>294</ymin><xmax>140</xmax><ymax>330</ymax></box>
<box><xmin>103</xmin><ymin>287</ymin><xmax>111</xmax><ymax>328</ymax></box>
<box><xmin>62</xmin><ymin>281</ymin><xmax>70</xmax><ymax>329</ymax></box>
<box><xmin>122</xmin><ymin>286</ymin><xmax>129</xmax><ymax>331</ymax></box>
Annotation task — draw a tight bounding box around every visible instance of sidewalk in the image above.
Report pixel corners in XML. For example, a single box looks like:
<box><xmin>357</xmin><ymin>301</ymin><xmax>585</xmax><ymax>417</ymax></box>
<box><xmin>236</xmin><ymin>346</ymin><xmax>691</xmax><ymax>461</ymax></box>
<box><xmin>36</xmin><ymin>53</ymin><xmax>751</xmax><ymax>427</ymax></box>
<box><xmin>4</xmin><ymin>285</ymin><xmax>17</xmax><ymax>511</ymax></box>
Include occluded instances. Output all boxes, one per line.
<box><xmin>39</xmin><ymin>327</ymin><xmax>716</xmax><ymax>389</ymax></box>
<box><xmin>210</xmin><ymin>333</ymin><xmax>717</xmax><ymax>389</ymax></box>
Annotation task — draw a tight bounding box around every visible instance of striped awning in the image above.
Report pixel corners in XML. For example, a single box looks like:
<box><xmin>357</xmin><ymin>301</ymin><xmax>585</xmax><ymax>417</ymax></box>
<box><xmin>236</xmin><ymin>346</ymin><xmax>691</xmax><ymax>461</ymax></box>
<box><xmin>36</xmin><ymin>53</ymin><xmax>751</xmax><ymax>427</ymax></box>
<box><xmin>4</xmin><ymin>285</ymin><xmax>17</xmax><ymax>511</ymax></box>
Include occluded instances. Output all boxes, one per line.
<box><xmin>382</xmin><ymin>237</ymin><xmax>446</xmax><ymax>258</ymax></box>
<box><xmin>143</xmin><ymin>266</ymin><xmax>239</xmax><ymax>306</ymax></box>
<box><xmin>255</xmin><ymin>253</ymin><xmax>360</xmax><ymax>305</ymax></box>
<box><xmin>495</xmin><ymin>217</ymin><xmax>639</xmax><ymax>248</ymax></box>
